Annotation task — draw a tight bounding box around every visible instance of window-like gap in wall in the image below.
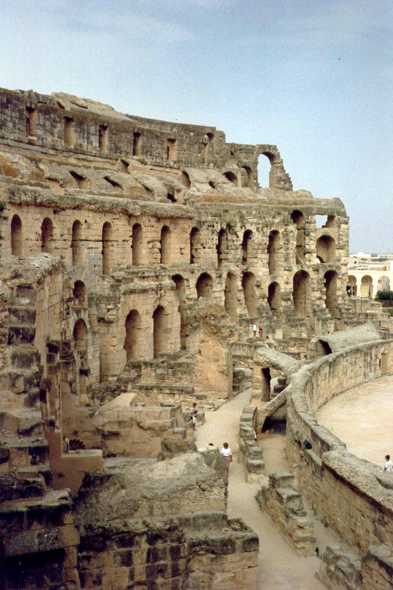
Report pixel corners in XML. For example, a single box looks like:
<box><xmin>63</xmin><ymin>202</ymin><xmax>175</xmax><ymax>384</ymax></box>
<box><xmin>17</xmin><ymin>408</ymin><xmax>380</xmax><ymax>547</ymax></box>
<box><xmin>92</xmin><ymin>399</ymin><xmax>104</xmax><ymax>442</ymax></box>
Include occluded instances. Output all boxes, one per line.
<box><xmin>160</xmin><ymin>226</ymin><xmax>171</xmax><ymax>264</ymax></box>
<box><xmin>99</xmin><ymin>125</ymin><xmax>109</xmax><ymax>153</ymax></box>
<box><xmin>257</xmin><ymin>154</ymin><xmax>272</xmax><ymax>188</ymax></box>
<box><xmin>69</xmin><ymin>171</ymin><xmax>87</xmax><ymax>189</ymax></box>
<box><xmin>133</xmin><ymin>132</ymin><xmax>142</xmax><ymax>156</ymax></box>
<box><xmin>167</xmin><ymin>138</ymin><xmax>177</xmax><ymax>161</ymax></box>
<box><xmin>132</xmin><ymin>223</ymin><xmax>143</xmax><ymax>266</ymax></box>
<box><xmin>64</xmin><ymin>117</ymin><xmax>75</xmax><ymax>147</ymax></box>
<box><xmin>41</xmin><ymin>218</ymin><xmax>54</xmax><ymax>254</ymax></box>
<box><xmin>315</xmin><ymin>215</ymin><xmax>327</xmax><ymax>228</ymax></box>
<box><xmin>124</xmin><ymin>310</ymin><xmax>142</xmax><ymax>361</ymax></box>
<box><xmin>104</xmin><ymin>176</ymin><xmax>123</xmax><ymax>192</ymax></box>
<box><xmin>11</xmin><ymin>215</ymin><xmax>22</xmax><ymax>256</ymax></box>
<box><xmin>209</xmin><ymin>181</ymin><xmax>216</xmax><ymax>189</ymax></box>
<box><xmin>223</xmin><ymin>171</ymin><xmax>237</xmax><ymax>185</ymax></box>
<box><xmin>196</xmin><ymin>273</ymin><xmax>213</xmax><ymax>299</ymax></box>
<box><xmin>26</xmin><ymin>107</ymin><xmax>37</xmax><ymax>137</ymax></box>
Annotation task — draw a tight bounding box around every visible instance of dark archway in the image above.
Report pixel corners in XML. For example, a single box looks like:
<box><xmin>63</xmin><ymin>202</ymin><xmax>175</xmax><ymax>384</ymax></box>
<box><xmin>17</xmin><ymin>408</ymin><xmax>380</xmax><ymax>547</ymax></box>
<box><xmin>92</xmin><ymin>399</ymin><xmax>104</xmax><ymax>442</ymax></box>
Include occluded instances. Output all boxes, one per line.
<box><xmin>153</xmin><ymin>306</ymin><xmax>166</xmax><ymax>358</ymax></box>
<box><xmin>73</xmin><ymin>281</ymin><xmax>87</xmax><ymax>307</ymax></box>
<box><xmin>316</xmin><ymin>235</ymin><xmax>336</xmax><ymax>263</ymax></box>
<box><xmin>242</xmin><ymin>230</ymin><xmax>253</xmax><ymax>265</ymax></box>
<box><xmin>102</xmin><ymin>222</ymin><xmax>112</xmax><ymax>275</ymax></box>
<box><xmin>124</xmin><ymin>310</ymin><xmax>142</xmax><ymax>361</ymax></box>
<box><xmin>41</xmin><ymin>218</ymin><xmax>54</xmax><ymax>254</ymax></box>
<box><xmin>71</xmin><ymin>220</ymin><xmax>83</xmax><ymax>266</ymax></box>
<box><xmin>225</xmin><ymin>272</ymin><xmax>238</xmax><ymax>319</ymax></box>
<box><xmin>11</xmin><ymin>215</ymin><xmax>22</xmax><ymax>256</ymax></box>
<box><xmin>293</xmin><ymin>270</ymin><xmax>312</xmax><ymax>321</ymax></box>
<box><xmin>268</xmin><ymin>282</ymin><xmax>282</xmax><ymax>319</ymax></box>
<box><xmin>73</xmin><ymin>319</ymin><xmax>87</xmax><ymax>353</ymax></box>
<box><xmin>268</xmin><ymin>230</ymin><xmax>283</xmax><ymax>275</ymax></box>
<box><xmin>160</xmin><ymin>226</ymin><xmax>171</xmax><ymax>264</ymax></box>
<box><xmin>172</xmin><ymin>274</ymin><xmax>187</xmax><ymax>349</ymax></box>
<box><xmin>291</xmin><ymin>210</ymin><xmax>305</xmax><ymax>263</ymax></box>
<box><xmin>242</xmin><ymin>271</ymin><xmax>257</xmax><ymax>317</ymax></box>
<box><xmin>217</xmin><ymin>229</ymin><xmax>228</xmax><ymax>267</ymax></box>
<box><xmin>325</xmin><ymin>270</ymin><xmax>339</xmax><ymax>319</ymax></box>
<box><xmin>132</xmin><ymin>223</ymin><xmax>143</xmax><ymax>266</ymax></box>
<box><xmin>196</xmin><ymin>273</ymin><xmax>213</xmax><ymax>299</ymax></box>
<box><xmin>190</xmin><ymin>227</ymin><xmax>201</xmax><ymax>265</ymax></box>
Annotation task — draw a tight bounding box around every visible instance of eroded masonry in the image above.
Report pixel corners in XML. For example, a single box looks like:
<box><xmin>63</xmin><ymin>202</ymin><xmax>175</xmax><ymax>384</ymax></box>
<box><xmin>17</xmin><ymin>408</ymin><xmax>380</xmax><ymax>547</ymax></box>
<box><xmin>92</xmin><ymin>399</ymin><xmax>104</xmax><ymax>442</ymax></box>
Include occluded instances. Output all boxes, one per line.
<box><xmin>1</xmin><ymin>88</ymin><xmax>393</xmax><ymax>589</ymax></box>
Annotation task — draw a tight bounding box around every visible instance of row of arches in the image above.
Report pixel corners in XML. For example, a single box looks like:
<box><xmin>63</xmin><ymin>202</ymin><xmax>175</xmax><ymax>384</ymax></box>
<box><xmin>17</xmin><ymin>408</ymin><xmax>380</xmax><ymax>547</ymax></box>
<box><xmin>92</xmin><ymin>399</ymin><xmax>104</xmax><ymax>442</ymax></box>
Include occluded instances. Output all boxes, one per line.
<box><xmin>10</xmin><ymin>214</ymin><xmax>337</xmax><ymax>272</ymax></box>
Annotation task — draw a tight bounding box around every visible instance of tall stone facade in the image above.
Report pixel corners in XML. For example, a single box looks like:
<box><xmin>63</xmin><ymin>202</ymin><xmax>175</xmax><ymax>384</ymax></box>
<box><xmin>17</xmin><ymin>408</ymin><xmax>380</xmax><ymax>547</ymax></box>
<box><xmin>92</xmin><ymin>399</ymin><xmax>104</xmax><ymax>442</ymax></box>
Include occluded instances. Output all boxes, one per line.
<box><xmin>0</xmin><ymin>87</ymin><xmax>388</xmax><ymax>588</ymax></box>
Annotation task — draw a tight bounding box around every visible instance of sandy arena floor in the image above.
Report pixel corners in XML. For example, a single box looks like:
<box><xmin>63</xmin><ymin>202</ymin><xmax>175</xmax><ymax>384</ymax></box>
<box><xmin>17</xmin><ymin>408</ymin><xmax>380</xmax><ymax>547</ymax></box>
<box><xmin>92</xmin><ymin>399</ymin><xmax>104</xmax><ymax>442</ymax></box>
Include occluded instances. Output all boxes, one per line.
<box><xmin>316</xmin><ymin>375</ymin><xmax>393</xmax><ymax>468</ymax></box>
<box><xmin>195</xmin><ymin>389</ymin><xmax>337</xmax><ymax>589</ymax></box>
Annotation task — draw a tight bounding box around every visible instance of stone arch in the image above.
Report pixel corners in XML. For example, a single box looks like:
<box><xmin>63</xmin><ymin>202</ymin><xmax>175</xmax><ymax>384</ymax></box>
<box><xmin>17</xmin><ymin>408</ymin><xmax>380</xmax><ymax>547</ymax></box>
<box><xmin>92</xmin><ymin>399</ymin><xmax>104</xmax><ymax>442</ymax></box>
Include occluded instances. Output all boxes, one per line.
<box><xmin>225</xmin><ymin>272</ymin><xmax>238</xmax><ymax>319</ymax></box>
<box><xmin>160</xmin><ymin>225</ymin><xmax>171</xmax><ymax>264</ymax></box>
<box><xmin>73</xmin><ymin>281</ymin><xmax>87</xmax><ymax>307</ymax></box>
<box><xmin>11</xmin><ymin>215</ymin><xmax>22</xmax><ymax>256</ymax></box>
<box><xmin>316</xmin><ymin>235</ymin><xmax>336</xmax><ymax>263</ymax></box>
<box><xmin>268</xmin><ymin>282</ymin><xmax>282</xmax><ymax>319</ymax></box>
<box><xmin>41</xmin><ymin>217</ymin><xmax>54</xmax><ymax>254</ymax></box>
<box><xmin>153</xmin><ymin>305</ymin><xmax>166</xmax><ymax>358</ymax></box>
<box><xmin>261</xmin><ymin>368</ymin><xmax>271</xmax><ymax>401</ymax></box>
<box><xmin>217</xmin><ymin>229</ymin><xmax>228</xmax><ymax>267</ymax></box>
<box><xmin>257</xmin><ymin>153</ymin><xmax>274</xmax><ymax>188</ymax></box>
<box><xmin>196</xmin><ymin>273</ymin><xmax>213</xmax><ymax>299</ymax></box>
<box><xmin>291</xmin><ymin>210</ymin><xmax>305</xmax><ymax>263</ymax></box>
<box><xmin>132</xmin><ymin>223</ymin><xmax>143</xmax><ymax>266</ymax></box>
<box><xmin>172</xmin><ymin>274</ymin><xmax>187</xmax><ymax>349</ymax></box>
<box><xmin>242</xmin><ymin>230</ymin><xmax>253</xmax><ymax>265</ymax></box>
<box><xmin>325</xmin><ymin>270</ymin><xmax>339</xmax><ymax>319</ymax></box>
<box><xmin>204</xmin><ymin>133</ymin><xmax>214</xmax><ymax>162</ymax></box>
<box><xmin>242</xmin><ymin>271</ymin><xmax>257</xmax><ymax>317</ymax></box>
<box><xmin>102</xmin><ymin>222</ymin><xmax>112</xmax><ymax>275</ymax></box>
<box><xmin>316</xmin><ymin>339</ymin><xmax>332</xmax><ymax>357</ymax></box>
<box><xmin>180</xmin><ymin>171</ymin><xmax>191</xmax><ymax>188</ymax></box>
<box><xmin>347</xmin><ymin>275</ymin><xmax>357</xmax><ymax>297</ymax></box>
<box><xmin>293</xmin><ymin>270</ymin><xmax>312</xmax><ymax>320</ymax></box>
<box><xmin>71</xmin><ymin>220</ymin><xmax>83</xmax><ymax>266</ymax></box>
<box><xmin>241</xmin><ymin>166</ymin><xmax>254</xmax><ymax>189</ymax></box>
<box><xmin>190</xmin><ymin>227</ymin><xmax>201</xmax><ymax>265</ymax></box>
<box><xmin>124</xmin><ymin>310</ymin><xmax>142</xmax><ymax>361</ymax></box>
<box><xmin>361</xmin><ymin>275</ymin><xmax>373</xmax><ymax>298</ymax></box>
<box><xmin>267</xmin><ymin>230</ymin><xmax>282</xmax><ymax>275</ymax></box>
<box><xmin>223</xmin><ymin>171</ymin><xmax>238</xmax><ymax>185</ymax></box>
<box><xmin>73</xmin><ymin>319</ymin><xmax>87</xmax><ymax>353</ymax></box>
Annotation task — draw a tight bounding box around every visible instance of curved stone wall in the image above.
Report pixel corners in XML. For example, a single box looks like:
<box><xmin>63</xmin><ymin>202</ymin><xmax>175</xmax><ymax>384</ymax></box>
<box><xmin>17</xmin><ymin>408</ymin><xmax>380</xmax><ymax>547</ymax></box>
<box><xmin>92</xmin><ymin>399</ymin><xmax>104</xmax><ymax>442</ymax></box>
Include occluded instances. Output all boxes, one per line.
<box><xmin>287</xmin><ymin>339</ymin><xmax>393</xmax><ymax>552</ymax></box>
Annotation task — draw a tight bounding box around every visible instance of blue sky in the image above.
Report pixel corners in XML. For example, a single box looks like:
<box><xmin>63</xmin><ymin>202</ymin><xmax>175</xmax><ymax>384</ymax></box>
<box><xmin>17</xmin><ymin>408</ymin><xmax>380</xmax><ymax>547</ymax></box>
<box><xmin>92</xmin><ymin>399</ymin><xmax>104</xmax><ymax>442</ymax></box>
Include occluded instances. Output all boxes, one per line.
<box><xmin>0</xmin><ymin>0</ymin><xmax>392</xmax><ymax>253</ymax></box>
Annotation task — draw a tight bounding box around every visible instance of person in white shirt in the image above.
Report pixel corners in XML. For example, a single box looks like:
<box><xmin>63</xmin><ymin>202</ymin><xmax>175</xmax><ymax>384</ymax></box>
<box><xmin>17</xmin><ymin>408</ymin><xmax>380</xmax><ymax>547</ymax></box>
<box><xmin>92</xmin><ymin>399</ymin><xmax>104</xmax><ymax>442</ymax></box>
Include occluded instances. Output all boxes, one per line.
<box><xmin>220</xmin><ymin>442</ymin><xmax>232</xmax><ymax>474</ymax></box>
<box><xmin>384</xmin><ymin>455</ymin><xmax>393</xmax><ymax>472</ymax></box>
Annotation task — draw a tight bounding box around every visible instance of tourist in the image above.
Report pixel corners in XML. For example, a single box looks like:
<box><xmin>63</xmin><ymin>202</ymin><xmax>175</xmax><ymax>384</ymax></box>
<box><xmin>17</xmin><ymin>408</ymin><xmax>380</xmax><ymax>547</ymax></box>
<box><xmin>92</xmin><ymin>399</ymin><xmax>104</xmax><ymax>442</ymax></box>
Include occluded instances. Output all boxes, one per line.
<box><xmin>190</xmin><ymin>402</ymin><xmax>198</xmax><ymax>430</ymax></box>
<box><xmin>221</xmin><ymin>442</ymin><xmax>232</xmax><ymax>474</ymax></box>
<box><xmin>252</xmin><ymin>323</ymin><xmax>257</xmax><ymax>337</ymax></box>
<box><xmin>258</xmin><ymin>324</ymin><xmax>263</xmax><ymax>338</ymax></box>
<box><xmin>384</xmin><ymin>455</ymin><xmax>393</xmax><ymax>472</ymax></box>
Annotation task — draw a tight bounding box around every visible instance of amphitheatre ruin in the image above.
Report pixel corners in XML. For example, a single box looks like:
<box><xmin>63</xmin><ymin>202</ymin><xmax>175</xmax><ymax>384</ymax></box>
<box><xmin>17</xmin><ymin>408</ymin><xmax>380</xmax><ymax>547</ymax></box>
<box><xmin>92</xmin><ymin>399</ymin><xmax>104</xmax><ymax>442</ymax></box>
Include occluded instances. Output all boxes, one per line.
<box><xmin>1</xmin><ymin>86</ymin><xmax>393</xmax><ymax>589</ymax></box>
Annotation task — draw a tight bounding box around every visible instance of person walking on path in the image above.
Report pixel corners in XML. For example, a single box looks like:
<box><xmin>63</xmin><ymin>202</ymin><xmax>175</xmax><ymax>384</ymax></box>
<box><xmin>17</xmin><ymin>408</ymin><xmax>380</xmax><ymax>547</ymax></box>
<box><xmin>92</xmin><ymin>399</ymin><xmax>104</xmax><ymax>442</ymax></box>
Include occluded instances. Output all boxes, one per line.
<box><xmin>220</xmin><ymin>442</ymin><xmax>233</xmax><ymax>474</ymax></box>
<box><xmin>384</xmin><ymin>455</ymin><xmax>393</xmax><ymax>471</ymax></box>
<box><xmin>190</xmin><ymin>403</ymin><xmax>198</xmax><ymax>430</ymax></box>
<box><xmin>252</xmin><ymin>323</ymin><xmax>257</xmax><ymax>337</ymax></box>
<box><xmin>258</xmin><ymin>324</ymin><xmax>264</xmax><ymax>338</ymax></box>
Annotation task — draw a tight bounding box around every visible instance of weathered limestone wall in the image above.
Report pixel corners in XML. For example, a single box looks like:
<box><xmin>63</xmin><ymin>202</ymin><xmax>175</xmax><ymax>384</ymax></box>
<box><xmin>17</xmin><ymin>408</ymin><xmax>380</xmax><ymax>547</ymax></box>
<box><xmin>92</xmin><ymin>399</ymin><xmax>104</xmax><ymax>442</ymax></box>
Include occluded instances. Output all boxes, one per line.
<box><xmin>287</xmin><ymin>340</ymin><xmax>393</xmax><ymax>553</ymax></box>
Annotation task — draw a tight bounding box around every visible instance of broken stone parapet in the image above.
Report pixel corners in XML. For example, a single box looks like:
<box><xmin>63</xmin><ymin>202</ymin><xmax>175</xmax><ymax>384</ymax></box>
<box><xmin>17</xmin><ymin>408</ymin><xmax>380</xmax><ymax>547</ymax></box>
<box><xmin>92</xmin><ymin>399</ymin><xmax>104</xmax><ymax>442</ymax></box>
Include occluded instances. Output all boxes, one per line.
<box><xmin>238</xmin><ymin>405</ymin><xmax>265</xmax><ymax>482</ymax></box>
<box><xmin>316</xmin><ymin>545</ymin><xmax>362</xmax><ymax>590</ymax></box>
<box><xmin>256</xmin><ymin>471</ymin><xmax>316</xmax><ymax>556</ymax></box>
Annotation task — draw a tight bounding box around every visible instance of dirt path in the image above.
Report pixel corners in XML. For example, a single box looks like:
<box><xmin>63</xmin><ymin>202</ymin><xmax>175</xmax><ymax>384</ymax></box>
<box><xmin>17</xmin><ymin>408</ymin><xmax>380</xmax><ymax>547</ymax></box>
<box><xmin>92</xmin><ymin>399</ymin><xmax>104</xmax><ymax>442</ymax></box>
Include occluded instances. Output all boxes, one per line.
<box><xmin>195</xmin><ymin>389</ymin><xmax>326</xmax><ymax>589</ymax></box>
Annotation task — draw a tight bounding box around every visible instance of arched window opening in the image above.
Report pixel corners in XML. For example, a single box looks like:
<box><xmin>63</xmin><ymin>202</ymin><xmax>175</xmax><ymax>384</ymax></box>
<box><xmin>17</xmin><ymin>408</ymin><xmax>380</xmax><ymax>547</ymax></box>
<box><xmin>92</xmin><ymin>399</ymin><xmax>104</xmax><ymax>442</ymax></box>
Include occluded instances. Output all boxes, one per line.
<box><xmin>268</xmin><ymin>230</ymin><xmax>282</xmax><ymax>275</ymax></box>
<box><xmin>70</xmin><ymin>171</ymin><xmax>87</xmax><ymax>189</ymax></box>
<box><xmin>257</xmin><ymin>154</ymin><xmax>273</xmax><ymax>188</ymax></box>
<box><xmin>172</xmin><ymin>274</ymin><xmax>187</xmax><ymax>349</ymax></box>
<box><xmin>209</xmin><ymin>181</ymin><xmax>216</xmax><ymax>189</ymax></box>
<box><xmin>268</xmin><ymin>282</ymin><xmax>282</xmax><ymax>319</ymax></box>
<box><xmin>160</xmin><ymin>226</ymin><xmax>171</xmax><ymax>264</ymax></box>
<box><xmin>26</xmin><ymin>107</ymin><xmax>37</xmax><ymax>137</ymax></box>
<box><xmin>196</xmin><ymin>273</ymin><xmax>213</xmax><ymax>300</ymax></box>
<box><xmin>316</xmin><ymin>235</ymin><xmax>336</xmax><ymax>263</ymax></box>
<box><xmin>242</xmin><ymin>230</ymin><xmax>253</xmax><ymax>265</ymax></box>
<box><xmin>325</xmin><ymin>271</ymin><xmax>339</xmax><ymax>319</ymax></box>
<box><xmin>71</xmin><ymin>220</ymin><xmax>83</xmax><ymax>266</ymax></box>
<box><xmin>291</xmin><ymin>210</ymin><xmax>305</xmax><ymax>263</ymax></box>
<box><xmin>124</xmin><ymin>310</ymin><xmax>142</xmax><ymax>361</ymax></box>
<box><xmin>133</xmin><ymin>132</ymin><xmax>142</xmax><ymax>156</ymax></box>
<box><xmin>204</xmin><ymin>133</ymin><xmax>214</xmax><ymax>163</ymax></box>
<box><xmin>11</xmin><ymin>215</ymin><xmax>22</xmax><ymax>256</ymax></box>
<box><xmin>316</xmin><ymin>340</ymin><xmax>332</xmax><ymax>357</ymax></box>
<box><xmin>223</xmin><ymin>171</ymin><xmax>238</xmax><ymax>186</ymax></box>
<box><xmin>167</xmin><ymin>139</ymin><xmax>177</xmax><ymax>161</ymax></box>
<box><xmin>190</xmin><ymin>227</ymin><xmax>201</xmax><ymax>265</ymax></box>
<box><xmin>64</xmin><ymin>117</ymin><xmax>75</xmax><ymax>148</ymax></box>
<box><xmin>261</xmin><ymin>368</ymin><xmax>271</xmax><ymax>401</ymax></box>
<box><xmin>73</xmin><ymin>319</ymin><xmax>87</xmax><ymax>353</ymax></box>
<box><xmin>241</xmin><ymin>167</ymin><xmax>254</xmax><ymax>189</ymax></box>
<box><xmin>217</xmin><ymin>229</ymin><xmax>228</xmax><ymax>267</ymax></box>
<box><xmin>153</xmin><ymin>306</ymin><xmax>166</xmax><ymax>358</ymax></box>
<box><xmin>167</xmin><ymin>191</ymin><xmax>176</xmax><ymax>203</ymax></box>
<box><xmin>132</xmin><ymin>223</ymin><xmax>143</xmax><ymax>266</ymax></box>
<box><xmin>361</xmin><ymin>275</ymin><xmax>373</xmax><ymax>298</ymax></box>
<box><xmin>102</xmin><ymin>222</ymin><xmax>112</xmax><ymax>275</ymax></box>
<box><xmin>99</xmin><ymin>125</ymin><xmax>109</xmax><ymax>153</ymax></box>
<box><xmin>180</xmin><ymin>171</ymin><xmax>191</xmax><ymax>188</ymax></box>
<box><xmin>225</xmin><ymin>272</ymin><xmax>238</xmax><ymax>319</ymax></box>
<box><xmin>347</xmin><ymin>275</ymin><xmax>357</xmax><ymax>297</ymax></box>
<box><xmin>293</xmin><ymin>271</ymin><xmax>312</xmax><ymax>321</ymax></box>
<box><xmin>41</xmin><ymin>218</ymin><xmax>54</xmax><ymax>254</ymax></box>
<box><xmin>73</xmin><ymin>281</ymin><xmax>87</xmax><ymax>307</ymax></box>
<box><xmin>242</xmin><ymin>271</ymin><xmax>257</xmax><ymax>317</ymax></box>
